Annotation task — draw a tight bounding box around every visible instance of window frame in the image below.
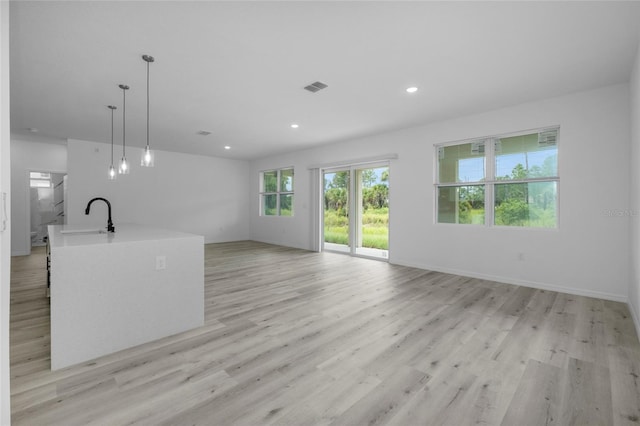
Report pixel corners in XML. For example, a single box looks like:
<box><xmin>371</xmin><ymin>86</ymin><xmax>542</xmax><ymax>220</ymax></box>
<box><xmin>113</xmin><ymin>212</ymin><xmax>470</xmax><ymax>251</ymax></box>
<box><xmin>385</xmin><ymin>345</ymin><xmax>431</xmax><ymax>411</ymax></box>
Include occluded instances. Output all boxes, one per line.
<box><xmin>259</xmin><ymin>167</ymin><xmax>295</xmax><ymax>217</ymax></box>
<box><xmin>434</xmin><ymin>127</ymin><xmax>560</xmax><ymax>229</ymax></box>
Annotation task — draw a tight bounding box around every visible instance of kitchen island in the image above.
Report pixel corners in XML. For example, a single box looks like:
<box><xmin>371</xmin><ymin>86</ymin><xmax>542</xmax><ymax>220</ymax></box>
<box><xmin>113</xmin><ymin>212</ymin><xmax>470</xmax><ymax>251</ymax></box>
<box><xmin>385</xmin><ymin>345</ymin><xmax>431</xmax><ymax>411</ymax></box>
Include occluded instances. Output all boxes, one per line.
<box><xmin>48</xmin><ymin>224</ymin><xmax>204</xmax><ymax>370</ymax></box>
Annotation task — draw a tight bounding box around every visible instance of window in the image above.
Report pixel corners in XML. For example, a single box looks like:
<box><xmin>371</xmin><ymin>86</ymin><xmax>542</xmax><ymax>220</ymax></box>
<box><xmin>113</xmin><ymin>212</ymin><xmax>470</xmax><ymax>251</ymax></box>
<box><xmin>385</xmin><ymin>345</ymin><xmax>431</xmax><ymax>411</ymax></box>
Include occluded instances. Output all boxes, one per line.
<box><xmin>30</xmin><ymin>172</ymin><xmax>52</xmax><ymax>188</ymax></box>
<box><xmin>436</xmin><ymin>128</ymin><xmax>558</xmax><ymax>228</ymax></box>
<box><xmin>260</xmin><ymin>168</ymin><xmax>294</xmax><ymax>216</ymax></box>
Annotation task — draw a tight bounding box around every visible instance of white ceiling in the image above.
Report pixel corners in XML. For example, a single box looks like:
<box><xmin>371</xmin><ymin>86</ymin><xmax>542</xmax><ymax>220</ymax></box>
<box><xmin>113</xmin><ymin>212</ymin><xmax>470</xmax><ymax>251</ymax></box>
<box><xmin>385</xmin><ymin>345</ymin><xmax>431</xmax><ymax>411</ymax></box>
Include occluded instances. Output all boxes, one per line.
<box><xmin>9</xmin><ymin>1</ymin><xmax>640</xmax><ymax>160</ymax></box>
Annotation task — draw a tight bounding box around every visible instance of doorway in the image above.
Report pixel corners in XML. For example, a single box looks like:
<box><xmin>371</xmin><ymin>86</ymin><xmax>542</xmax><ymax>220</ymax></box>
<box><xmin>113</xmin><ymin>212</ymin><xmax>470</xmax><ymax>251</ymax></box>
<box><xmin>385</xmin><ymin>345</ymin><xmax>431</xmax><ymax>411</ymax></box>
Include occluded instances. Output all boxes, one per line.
<box><xmin>322</xmin><ymin>164</ymin><xmax>389</xmax><ymax>259</ymax></box>
<box><xmin>29</xmin><ymin>171</ymin><xmax>66</xmax><ymax>247</ymax></box>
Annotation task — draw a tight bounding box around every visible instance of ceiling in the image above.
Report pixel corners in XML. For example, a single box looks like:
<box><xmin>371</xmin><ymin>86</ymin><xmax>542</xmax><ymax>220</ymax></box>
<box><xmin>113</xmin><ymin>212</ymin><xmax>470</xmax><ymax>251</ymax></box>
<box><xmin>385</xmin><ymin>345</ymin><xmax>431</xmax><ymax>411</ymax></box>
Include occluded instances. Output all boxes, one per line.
<box><xmin>9</xmin><ymin>1</ymin><xmax>640</xmax><ymax>161</ymax></box>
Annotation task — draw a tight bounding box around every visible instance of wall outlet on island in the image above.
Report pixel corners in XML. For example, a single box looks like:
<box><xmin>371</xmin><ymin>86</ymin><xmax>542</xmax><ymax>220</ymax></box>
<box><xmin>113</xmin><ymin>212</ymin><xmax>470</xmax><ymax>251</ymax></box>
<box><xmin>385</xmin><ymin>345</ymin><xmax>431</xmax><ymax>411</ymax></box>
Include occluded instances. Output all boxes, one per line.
<box><xmin>156</xmin><ymin>255</ymin><xmax>166</xmax><ymax>270</ymax></box>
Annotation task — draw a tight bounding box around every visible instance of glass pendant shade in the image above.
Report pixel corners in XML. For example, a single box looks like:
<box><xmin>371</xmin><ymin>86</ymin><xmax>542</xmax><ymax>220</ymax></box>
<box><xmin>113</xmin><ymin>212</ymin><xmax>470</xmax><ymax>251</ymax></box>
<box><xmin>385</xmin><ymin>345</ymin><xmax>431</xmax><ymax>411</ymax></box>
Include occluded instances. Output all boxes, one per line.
<box><xmin>119</xmin><ymin>157</ymin><xmax>129</xmax><ymax>174</ymax></box>
<box><xmin>141</xmin><ymin>145</ymin><xmax>154</xmax><ymax>167</ymax></box>
<box><xmin>108</xmin><ymin>165</ymin><xmax>117</xmax><ymax>180</ymax></box>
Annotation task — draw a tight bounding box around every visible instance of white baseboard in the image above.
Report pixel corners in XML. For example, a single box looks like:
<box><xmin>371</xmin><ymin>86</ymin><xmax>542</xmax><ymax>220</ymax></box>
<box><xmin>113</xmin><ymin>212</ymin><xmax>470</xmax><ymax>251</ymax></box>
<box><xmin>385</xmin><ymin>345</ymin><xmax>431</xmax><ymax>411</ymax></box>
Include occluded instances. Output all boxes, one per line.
<box><xmin>390</xmin><ymin>258</ymin><xmax>628</xmax><ymax>303</ymax></box>
<box><xmin>11</xmin><ymin>250</ymin><xmax>30</xmax><ymax>257</ymax></box>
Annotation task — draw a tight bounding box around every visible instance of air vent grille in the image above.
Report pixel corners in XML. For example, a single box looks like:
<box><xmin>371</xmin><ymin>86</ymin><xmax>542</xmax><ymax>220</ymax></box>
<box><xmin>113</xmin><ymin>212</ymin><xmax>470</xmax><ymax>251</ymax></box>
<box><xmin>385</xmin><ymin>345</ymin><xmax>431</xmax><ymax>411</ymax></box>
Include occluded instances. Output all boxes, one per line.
<box><xmin>304</xmin><ymin>81</ymin><xmax>328</xmax><ymax>93</ymax></box>
<box><xmin>196</xmin><ymin>130</ymin><xmax>212</xmax><ymax>136</ymax></box>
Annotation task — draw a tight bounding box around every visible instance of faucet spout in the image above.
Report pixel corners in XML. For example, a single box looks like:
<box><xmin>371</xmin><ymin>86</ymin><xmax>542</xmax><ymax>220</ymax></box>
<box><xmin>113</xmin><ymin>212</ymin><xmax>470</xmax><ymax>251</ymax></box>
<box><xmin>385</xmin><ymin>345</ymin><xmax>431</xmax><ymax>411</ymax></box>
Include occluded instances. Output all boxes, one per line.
<box><xmin>85</xmin><ymin>197</ymin><xmax>115</xmax><ymax>233</ymax></box>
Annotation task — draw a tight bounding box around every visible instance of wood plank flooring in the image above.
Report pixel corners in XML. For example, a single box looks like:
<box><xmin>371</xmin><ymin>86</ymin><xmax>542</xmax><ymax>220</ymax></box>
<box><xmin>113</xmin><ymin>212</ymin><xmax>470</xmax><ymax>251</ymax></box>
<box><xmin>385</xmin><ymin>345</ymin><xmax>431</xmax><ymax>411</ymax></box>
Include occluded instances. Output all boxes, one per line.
<box><xmin>9</xmin><ymin>241</ymin><xmax>640</xmax><ymax>425</ymax></box>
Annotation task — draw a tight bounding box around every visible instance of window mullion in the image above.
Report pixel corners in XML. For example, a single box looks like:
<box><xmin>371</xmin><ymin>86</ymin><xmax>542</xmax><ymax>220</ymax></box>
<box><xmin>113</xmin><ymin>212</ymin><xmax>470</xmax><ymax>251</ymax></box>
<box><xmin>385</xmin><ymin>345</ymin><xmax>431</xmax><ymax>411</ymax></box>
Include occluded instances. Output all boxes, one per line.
<box><xmin>276</xmin><ymin>169</ymin><xmax>281</xmax><ymax>215</ymax></box>
<box><xmin>485</xmin><ymin>138</ymin><xmax>496</xmax><ymax>226</ymax></box>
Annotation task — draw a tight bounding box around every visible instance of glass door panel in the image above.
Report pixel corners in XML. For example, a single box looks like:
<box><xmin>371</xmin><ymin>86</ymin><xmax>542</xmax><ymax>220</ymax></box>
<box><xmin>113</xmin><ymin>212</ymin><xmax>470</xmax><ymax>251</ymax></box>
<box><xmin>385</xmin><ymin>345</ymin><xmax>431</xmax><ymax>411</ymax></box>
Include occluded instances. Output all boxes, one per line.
<box><xmin>354</xmin><ymin>166</ymin><xmax>389</xmax><ymax>259</ymax></box>
<box><xmin>323</xmin><ymin>170</ymin><xmax>350</xmax><ymax>253</ymax></box>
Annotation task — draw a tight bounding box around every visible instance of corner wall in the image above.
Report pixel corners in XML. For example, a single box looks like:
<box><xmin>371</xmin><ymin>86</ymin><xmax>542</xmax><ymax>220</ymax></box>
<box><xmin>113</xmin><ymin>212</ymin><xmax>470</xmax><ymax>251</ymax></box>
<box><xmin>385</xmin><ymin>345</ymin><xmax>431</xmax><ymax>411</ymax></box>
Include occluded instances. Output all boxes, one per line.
<box><xmin>66</xmin><ymin>140</ymin><xmax>251</xmax><ymax>243</ymax></box>
<box><xmin>251</xmin><ymin>84</ymin><xmax>631</xmax><ymax>302</ymax></box>
<box><xmin>629</xmin><ymin>42</ymin><xmax>640</xmax><ymax>333</ymax></box>
<box><xmin>0</xmin><ymin>0</ymin><xmax>11</xmax><ymax>423</ymax></box>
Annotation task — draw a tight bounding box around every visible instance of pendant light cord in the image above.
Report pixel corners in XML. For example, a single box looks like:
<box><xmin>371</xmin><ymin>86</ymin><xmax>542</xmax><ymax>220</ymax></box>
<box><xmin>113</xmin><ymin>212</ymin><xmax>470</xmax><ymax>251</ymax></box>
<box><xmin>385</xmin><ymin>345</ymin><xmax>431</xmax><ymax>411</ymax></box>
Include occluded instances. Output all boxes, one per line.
<box><xmin>146</xmin><ymin>59</ymin><xmax>150</xmax><ymax>148</ymax></box>
<box><xmin>122</xmin><ymin>87</ymin><xmax>126</xmax><ymax>156</ymax></box>
<box><xmin>107</xmin><ymin>105</ymin><xmax>117</xmax><ymax>167</ymax></box>
<box><xmin>110</xmin><ymin>107</ymin><xmax>114</xmax><ymax>164</ymax></box>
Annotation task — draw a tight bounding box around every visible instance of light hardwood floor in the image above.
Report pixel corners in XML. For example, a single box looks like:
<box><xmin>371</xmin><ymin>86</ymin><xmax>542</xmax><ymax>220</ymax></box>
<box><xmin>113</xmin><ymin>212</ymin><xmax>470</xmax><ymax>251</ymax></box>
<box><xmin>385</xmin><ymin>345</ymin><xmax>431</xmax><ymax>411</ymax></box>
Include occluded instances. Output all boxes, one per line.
<box><xmin>9</xmin><ymin>241</ymin><xmax>640</xmax><ymax>425</ymax></box>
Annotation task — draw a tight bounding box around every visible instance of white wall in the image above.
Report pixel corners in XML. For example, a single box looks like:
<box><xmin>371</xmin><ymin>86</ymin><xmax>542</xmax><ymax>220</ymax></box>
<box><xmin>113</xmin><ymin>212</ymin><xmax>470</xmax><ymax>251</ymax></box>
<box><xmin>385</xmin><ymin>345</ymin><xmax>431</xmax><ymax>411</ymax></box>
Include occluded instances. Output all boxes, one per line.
<box><xmin>66</xmin><ymin>139</ymin><xmax>250</xmax><ymax>243</ymax></box>
<box><xmin>10</xmin><ymin>138</ymin><xmax>67</xmax><ymax>256</ymax></box>
<box><xmin>251</xmin><ymin>84</ymin><xmax>631</xmax><ymax>302</ymax></box>
<box><xmin>629</xmin><ymin>43</ymin><xmax>640</xmax><ymax>333</ymax></box>
<box><xmin>0</xmin><ymin>0</ymin><xmax>11</xmax><ymax>423</ymax></box>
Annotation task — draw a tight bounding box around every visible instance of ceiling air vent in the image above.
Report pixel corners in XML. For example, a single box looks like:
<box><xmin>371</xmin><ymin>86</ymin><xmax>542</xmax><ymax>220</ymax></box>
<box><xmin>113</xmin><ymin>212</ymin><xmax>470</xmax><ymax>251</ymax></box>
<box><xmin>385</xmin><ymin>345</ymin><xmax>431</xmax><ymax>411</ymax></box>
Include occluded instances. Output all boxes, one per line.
<box><xmin>304</xmin><ymin>81</ymin><xmax>328</xmax><ymax>93</ymax></box>
<box><xmin>196</xmin><ymin>130</ymin><xmax>212</xmax><ymax>136</ymax></box>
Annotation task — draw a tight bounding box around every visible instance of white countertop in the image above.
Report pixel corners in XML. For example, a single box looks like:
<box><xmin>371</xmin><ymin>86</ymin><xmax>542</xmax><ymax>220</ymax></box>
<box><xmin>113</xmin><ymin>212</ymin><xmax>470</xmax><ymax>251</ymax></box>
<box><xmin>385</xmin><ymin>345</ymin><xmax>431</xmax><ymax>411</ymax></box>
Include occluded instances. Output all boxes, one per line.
<box><xmin>48</xmin><ymin>223</ymin><xmax>203</xmax><ymax>248</ymax></box>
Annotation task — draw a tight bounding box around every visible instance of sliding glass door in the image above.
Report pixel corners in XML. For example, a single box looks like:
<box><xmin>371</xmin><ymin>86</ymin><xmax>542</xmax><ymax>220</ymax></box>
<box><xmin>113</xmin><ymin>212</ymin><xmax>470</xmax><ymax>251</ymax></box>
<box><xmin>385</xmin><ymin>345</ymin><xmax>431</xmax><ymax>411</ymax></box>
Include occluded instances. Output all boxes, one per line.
<box><xmin>323</xmin><ymin>164</ymin><xmax>389</xmax><ymax>259</ymax></box>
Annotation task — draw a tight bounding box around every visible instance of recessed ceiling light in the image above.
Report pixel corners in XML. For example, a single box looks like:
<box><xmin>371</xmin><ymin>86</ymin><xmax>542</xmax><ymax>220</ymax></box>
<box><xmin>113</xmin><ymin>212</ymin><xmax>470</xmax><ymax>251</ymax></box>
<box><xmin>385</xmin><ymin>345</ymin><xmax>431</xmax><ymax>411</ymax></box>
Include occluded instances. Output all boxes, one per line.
<box><xmin>291</xmin><ymin>124</ymin><xmax>299</xmax><ymax>129</ymax></box>
<box><xmin>406</xmin><ymin>87</ymin><xmax>418</xmax><ymax>93</ymax></box>
<box><xmin>224</xmin><ymin>146</ymin><xmax>231</xmax><ymax>150</ymax></box>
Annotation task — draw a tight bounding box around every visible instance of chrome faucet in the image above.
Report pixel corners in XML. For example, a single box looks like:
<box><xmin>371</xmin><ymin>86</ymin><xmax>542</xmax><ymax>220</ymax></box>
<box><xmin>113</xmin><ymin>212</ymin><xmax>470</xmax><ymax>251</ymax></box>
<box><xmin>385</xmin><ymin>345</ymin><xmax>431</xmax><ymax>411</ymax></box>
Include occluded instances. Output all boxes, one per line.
<box><xmin>85</xmin><ymin>197</ymin><xmax>115</xmax><ymax>233</ymax></box>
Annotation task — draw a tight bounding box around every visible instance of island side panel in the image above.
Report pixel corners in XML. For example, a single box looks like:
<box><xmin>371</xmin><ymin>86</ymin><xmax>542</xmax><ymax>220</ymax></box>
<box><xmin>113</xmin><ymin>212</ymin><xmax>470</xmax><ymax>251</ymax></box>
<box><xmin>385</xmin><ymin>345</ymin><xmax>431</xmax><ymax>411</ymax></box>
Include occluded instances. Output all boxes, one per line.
<box><xmin>50</xmin><ymin>235</ymin><xmax>204</xmax><ymax>370</ymax></box>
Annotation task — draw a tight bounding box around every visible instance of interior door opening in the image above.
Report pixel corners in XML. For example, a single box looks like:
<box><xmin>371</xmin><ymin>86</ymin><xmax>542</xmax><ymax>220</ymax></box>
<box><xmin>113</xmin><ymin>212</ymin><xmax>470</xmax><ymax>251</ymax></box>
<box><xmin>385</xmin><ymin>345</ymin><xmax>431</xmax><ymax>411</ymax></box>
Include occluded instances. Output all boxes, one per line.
<box><xmin>322</xmin><ymin>164</ymin><xmax>389</xmax><ymax>260</ymax></box>
<box><xmin>29</xmin><ymin>171</ymin><xmax>66</xmax><ymax>247</ymax></box>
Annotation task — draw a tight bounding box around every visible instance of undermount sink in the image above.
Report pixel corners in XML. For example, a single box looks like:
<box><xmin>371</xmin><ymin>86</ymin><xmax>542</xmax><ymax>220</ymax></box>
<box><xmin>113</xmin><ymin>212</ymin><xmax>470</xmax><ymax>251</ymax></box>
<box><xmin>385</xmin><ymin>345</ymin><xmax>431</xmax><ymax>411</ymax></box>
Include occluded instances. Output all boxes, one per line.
<box><xmin>59</xmin><ymin>229</ymin><xmax>107</xmax><ymax>235</ymax></box>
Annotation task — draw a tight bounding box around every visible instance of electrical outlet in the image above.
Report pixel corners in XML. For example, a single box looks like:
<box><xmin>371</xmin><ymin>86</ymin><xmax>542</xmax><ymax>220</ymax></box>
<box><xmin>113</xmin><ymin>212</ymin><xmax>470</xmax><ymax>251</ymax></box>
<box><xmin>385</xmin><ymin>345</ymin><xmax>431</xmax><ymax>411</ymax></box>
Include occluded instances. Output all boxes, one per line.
<box><xmin>156</xmin><ymin>255</ymin><xmax>166</xmax><ymax>270</ymax></box>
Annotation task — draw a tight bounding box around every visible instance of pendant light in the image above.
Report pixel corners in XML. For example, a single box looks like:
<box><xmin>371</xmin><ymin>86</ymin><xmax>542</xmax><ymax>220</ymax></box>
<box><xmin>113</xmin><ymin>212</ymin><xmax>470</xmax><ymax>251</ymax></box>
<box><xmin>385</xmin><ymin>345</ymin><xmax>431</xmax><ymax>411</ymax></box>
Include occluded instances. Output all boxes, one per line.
<box><xmin>118</xmin><ymin>84</ymin><xmax>130</xmax><ymax>174</ymax></box>
<box><xmin>141</xmin><ymin>54</ymin><xmax>155</xmax><ymax>167</ymax></box>
<box><xmin>107</xmin><ymin>105</ymin><xmax>117</xmax><ymax>180</ymax></box>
